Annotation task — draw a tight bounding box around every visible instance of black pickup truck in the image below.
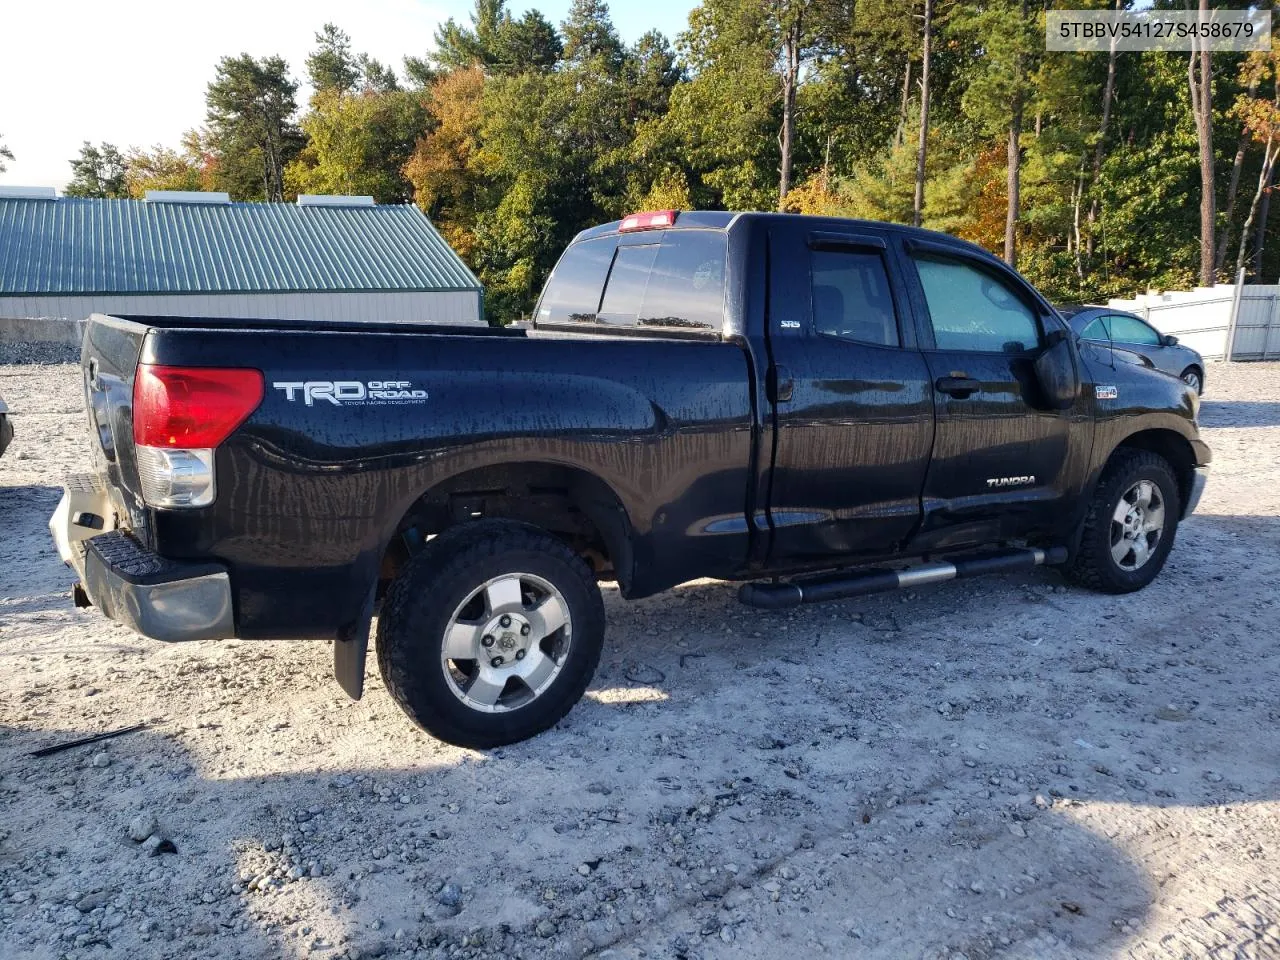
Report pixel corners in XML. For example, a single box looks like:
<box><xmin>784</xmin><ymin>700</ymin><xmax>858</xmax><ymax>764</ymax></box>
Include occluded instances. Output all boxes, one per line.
<box><xmin>51</xmin><ymin>211</ymin><xmax>1210</xmax><ymax>747</ymax></box>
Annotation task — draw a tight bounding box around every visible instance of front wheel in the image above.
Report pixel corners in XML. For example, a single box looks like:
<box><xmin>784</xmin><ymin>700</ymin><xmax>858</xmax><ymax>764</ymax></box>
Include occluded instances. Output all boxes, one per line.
<box><xmin>1064</xmin><ymin>449</ymin><xmax>1181</xmax><ymax>594</ymax></box>
<box><xmin>376</xmin><ymin>520</ymin><xmax>605</xmax><ymax>748</ymax></box>
<box><xmin>1180</xmin><ymin>366</ymin><xmax>1203</xmax><ymax>395</ymax></box>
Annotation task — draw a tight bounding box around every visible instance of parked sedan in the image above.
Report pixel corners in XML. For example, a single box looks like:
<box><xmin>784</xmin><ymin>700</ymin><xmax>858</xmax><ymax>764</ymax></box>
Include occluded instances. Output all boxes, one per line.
<box><xmin>0</xmin><ymin>393</ymin><xmax>11</xmax><ymax>459</ymax></box>
<box><xmin>1059</xmin><ymin>305</ymin><xmax>1206</xmax><ymax>394</ymax></box>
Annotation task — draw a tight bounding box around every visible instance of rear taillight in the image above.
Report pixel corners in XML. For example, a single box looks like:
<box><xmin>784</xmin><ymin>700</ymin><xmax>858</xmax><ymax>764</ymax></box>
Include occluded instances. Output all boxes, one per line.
<box><xmin>134</xmin><ymin>365</ymin><xmax>264</xmax><ymax>448</ymax></box>
<box><xmin>132</xmin><ymin>365</ymin><xmax>263</xmax><ymax>508</ymax></box>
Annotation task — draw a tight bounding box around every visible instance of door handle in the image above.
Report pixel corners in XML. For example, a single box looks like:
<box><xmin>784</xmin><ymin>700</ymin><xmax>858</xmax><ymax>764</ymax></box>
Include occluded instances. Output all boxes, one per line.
<box><xmin>768</xmin><ymin>365</ymin><xmax>794</xmax><ymax>403</ymax></box>
<box><xmin>935</xmin><ymin>375</ymin><xmax>980</xmax><ymax>398</ymax></box>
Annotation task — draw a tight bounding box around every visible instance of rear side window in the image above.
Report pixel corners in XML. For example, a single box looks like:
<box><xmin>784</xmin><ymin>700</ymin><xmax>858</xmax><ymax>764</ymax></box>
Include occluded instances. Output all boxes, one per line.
<box><xmin>912</xmin><ymin>254</ymin><xmax>1042</xmax><ymax>353</ymax></box>
<box><xmin>536</xmin><ymin>236</ymin><xmax>618</xmax><ymax>324</ymax></box>
<box><xmin>810</xmin><ymin>249</ymin><xmax>899</xmax><ymax>346</ymax></box>
<box><xmin>536</xmin><ymin>230</ymin><xmax>726</xmax><ymax>331</ymax></box>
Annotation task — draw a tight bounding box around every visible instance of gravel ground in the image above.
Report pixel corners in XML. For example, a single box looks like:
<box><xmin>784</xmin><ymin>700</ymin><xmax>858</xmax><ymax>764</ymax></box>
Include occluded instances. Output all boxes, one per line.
<box><xmin>1</xmin><ymin>358</ymin><xmax>1279</xmax><ymax>960</ymax></box>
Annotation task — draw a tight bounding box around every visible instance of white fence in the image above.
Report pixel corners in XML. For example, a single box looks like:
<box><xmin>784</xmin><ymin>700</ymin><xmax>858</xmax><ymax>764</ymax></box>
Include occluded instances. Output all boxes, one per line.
<box><xmin>1108</xmin><ymin>279</ymin><xmax>1280</xmax><ymax>361</ymax></box>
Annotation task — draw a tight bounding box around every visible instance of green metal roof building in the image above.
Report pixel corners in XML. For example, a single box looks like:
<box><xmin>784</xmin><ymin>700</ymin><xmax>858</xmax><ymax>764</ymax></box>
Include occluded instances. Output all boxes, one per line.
<box><xmin>0</xmin><ymin>189</ymin><xmax>484</xmax><ymax>326</ymax></box>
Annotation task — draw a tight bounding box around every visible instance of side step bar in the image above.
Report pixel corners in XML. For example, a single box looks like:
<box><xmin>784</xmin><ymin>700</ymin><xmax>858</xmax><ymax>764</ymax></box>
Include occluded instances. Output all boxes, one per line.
<box><xmin>738</xmin><ymin>546</ymin><xmax>1068</xmax><ymax>610</ymax></box>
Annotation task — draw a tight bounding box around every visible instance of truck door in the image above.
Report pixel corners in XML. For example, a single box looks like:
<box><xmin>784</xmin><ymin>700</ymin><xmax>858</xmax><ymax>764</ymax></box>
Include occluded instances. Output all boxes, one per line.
<box><xmin>764</xmin><ymin>221</ymin><xmax>934</xmax><ymax>565</ymax></box>
<box><xmin>897</xmin><ymin>237</ymin><xmax>1086</xmax><ymax>547</ymax></box>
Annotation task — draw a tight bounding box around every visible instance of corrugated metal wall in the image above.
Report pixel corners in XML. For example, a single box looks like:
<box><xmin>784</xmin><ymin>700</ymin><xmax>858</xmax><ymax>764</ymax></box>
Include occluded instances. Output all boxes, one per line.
<box><xmin>0</xmin><ymin>291</ymin><xmax>483</xmax><ymax>326</ymax></box>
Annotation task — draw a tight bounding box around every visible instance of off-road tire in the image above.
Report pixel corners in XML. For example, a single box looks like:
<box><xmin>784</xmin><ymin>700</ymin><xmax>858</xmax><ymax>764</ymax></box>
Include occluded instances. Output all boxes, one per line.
<box><xmin>376</xmin><ymin>520</ymin><xmax>605</xmax><ymax>748</ymax></box>
<box><xmin>1064</xmin><ymin>449</ymin><xmax>1181</xmax><ymax>594</ymax></box>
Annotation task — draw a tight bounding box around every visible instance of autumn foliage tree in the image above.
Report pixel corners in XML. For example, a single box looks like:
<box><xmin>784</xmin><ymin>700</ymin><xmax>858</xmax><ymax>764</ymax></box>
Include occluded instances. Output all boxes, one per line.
<box><xmin>403</xmin><ymin>67</ymin><xmax>487</xmax><ymax>258</ymax></box>
<box><xmin>66</xmin><ymin>0</ymin><xmax>1280</xmax><ymax>321</ymax></box>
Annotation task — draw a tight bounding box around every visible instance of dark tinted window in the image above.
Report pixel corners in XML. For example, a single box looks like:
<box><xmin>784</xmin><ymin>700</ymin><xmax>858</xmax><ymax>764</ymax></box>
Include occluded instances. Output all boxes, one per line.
<box><xmin>810</xmin><ymin>249</ymin><xmax>899</xmax><ymax>346</ymax></box>
<box><xmin>536</xmin><ymin>236</ymin><xmax>618</xmax><ymax>324</ymax></box>
<box><xmin>637</xmin><ymin>231</ymin><xmax>727</xmax><ymax>330</ymax></box>
<box><xmin>537</xmin><ymin>230</ymin><xmax>726</xmax><ymax>331</ymax></box>
<box><xmin>598</xmin><ymin>244</ymin><xmax>659</xmax><ymax>324</ymax></box>
<box><xmin>913</xmin><ymin>254</ymin><xmax>1041</xmax><ymax>353</ymax></box>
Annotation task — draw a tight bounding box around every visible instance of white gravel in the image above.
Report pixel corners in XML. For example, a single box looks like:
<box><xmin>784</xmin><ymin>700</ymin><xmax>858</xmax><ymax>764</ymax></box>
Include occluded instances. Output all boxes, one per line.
<box><xmin>2</xmin><ymin>359</ymin><xmax>1279</xmax><ymax>960</ymax></box>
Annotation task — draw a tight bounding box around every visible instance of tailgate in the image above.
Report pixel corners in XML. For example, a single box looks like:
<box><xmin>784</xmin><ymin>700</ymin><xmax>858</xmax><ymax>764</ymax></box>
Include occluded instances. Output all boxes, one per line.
<box><xmin>81</xmin><ymin>314</ymin><xmax>151</xmax><ymax>536</ymax></box>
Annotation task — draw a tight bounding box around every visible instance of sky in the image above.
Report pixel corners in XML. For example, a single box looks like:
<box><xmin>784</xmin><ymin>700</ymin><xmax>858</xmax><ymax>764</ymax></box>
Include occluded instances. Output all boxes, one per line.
<box><xmin>1</xmin><ymin>0</ymin><xmax>696</xmax><ymax>190</ymax></box>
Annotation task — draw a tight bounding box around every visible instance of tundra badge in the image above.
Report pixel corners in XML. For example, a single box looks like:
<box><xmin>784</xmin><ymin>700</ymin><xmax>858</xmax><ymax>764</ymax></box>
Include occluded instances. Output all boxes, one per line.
<box><xmin>987</xmin><ymin>476</ymin><xmax>1036</xmax><ymax>488</ymax></box>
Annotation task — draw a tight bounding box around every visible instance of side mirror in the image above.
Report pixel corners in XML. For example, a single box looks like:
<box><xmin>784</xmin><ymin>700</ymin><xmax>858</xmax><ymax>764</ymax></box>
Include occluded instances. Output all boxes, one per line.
<box><xmin>1034</xmin><ymin>332</ymin><xmax>1080</xmax><ymax>410</ymax></box>
<box><xmin>1162</xmin><ymin>334</ymin><xmax>1179</xmax><ymax>346</ymax></box>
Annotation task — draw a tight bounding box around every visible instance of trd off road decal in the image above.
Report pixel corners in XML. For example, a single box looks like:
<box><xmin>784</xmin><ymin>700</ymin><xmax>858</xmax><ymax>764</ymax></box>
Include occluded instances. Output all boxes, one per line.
<box><xmin>273</xmin><ymin>380</ymin><xmax>429</xmax><ymax>407</ymax></box>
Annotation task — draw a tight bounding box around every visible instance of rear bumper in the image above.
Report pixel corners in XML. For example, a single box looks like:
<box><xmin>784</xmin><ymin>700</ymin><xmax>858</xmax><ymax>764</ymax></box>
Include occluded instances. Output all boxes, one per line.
<box><xmin>1185</xmin><ymin>466</ymin><xmax>1209</xmax><ymax>517</ymax></box>
<box><xmin>50</xmin><ymin>479</ymin><xmax>234</xmax><ymax>643</ymax></box>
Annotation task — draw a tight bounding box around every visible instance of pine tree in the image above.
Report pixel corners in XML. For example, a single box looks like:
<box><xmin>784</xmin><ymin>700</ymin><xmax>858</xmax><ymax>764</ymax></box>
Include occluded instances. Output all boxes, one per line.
<box><xmin>65</xmin><ymin>142</ymin><xmax>129</xmax><ymax>198</ymax></box>
<box><xmin>205</xmin><ymin>54</ymin><xmax>302</xmax><ymax>201</ymax></box>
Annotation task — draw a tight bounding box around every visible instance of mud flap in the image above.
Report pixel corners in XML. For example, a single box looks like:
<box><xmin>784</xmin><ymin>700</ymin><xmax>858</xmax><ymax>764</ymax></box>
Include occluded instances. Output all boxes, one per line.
<box><xmin>334</xmin><ymin>585</ymin><xmax>375</xmax><ymax>700</ymax></box>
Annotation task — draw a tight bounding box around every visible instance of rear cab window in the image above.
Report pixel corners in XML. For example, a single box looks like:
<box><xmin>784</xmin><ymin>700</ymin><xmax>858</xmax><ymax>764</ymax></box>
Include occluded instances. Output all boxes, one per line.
<box><xmin>535</xmin><ymin>230</ymin><xmax>727</xmax><ymax>333</ymax></box>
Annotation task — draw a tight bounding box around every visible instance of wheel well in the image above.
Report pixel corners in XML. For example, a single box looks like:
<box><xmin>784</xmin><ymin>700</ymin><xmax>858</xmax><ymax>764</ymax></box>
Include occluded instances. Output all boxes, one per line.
<box><xmin>1114</xmin><ymin>429</ymin><xmax>1195</xmax><ymax>509</ymax></box>
<box><xmin>378</xmin><ymin>462</ymin><xmax>631</xmax><ymax>592</ymax></box>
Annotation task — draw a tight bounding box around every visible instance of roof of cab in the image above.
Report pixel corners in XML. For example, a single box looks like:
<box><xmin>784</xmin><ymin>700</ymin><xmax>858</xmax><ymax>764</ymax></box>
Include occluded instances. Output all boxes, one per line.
<box><xmin>571</xmin><ymin>211</ymin><xmax>996</xmax><ymax>260</ymax></box>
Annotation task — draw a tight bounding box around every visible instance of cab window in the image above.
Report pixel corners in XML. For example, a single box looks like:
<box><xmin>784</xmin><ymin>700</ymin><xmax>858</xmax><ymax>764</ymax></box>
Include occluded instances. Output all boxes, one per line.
<box><xmin>912</xmin><ymin>254</ymin><xmax>1042</xmax><ymax>353</ymax></box>
<box><xmin>536</xmin><ymin>231</ymin><xmax>726</xmax><ymax>331</ymax></box>
<box><xmin>636</xmin><ymin>231</ymin><xmax>726</xmax><ymax>330</ymax></box>
<box><xmin>810</xmin><ymin>249</ymin><xmax>899</xmax><ymax>347</ymax></box>
<box><xmin>536</xmin><ymin>236</ymin><xmax>618</xmax><ymax>324</ymax></box>
<box><xmin>598</xmin><ymin>244</ymin><xmax>659</xmax><ymax>324</ymax></box>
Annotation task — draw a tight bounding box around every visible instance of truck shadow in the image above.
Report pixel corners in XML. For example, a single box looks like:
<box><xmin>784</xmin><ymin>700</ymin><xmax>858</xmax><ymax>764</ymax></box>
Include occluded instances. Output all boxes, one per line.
<box><xmin>1197</xmin><ymin>399</ymin><xmax>1280</xmax><ymax>427</ymax></box>
<box><xmin>3</xmin><ymin>514</ymin><xmax>1278</xmax><ymax>958</ymax></box>
<box><xmin>0</xmin><ymin>483</ymin><xmax>70</xmax><ymax>600</ymax></box>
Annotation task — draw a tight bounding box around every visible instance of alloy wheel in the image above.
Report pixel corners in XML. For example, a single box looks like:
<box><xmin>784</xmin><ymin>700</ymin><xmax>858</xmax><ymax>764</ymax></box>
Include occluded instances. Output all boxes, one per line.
<box><xmin>1110</xmin><ymin>479</ymin><xmax>1166</xmax><ymax>571</ymax></box>
<box><xmin>439</xmin><ymin>573</ymin><xmax>573</xmax><ymax>713</ymax></box>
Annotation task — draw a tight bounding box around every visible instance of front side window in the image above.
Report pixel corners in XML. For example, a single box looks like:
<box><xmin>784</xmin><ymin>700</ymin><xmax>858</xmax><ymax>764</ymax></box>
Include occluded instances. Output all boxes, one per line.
<box><xmin>1107</xmin><ymin>314</ymin><xmax>1161</xmax><ymax>345</ymax></box>
<box><xmin>1080</xmin><ymin>316</ymin><xmax>1109</xmax><ymax>341</ymax></box>
<box><xmin>810</xmin><ymin>249</ymin><xmax>899</xmax><ymax>346</ymax></box>
<box><xmin>913</xmin><ymin>254</ymin><xmax>1042</xmax><ymax>353</ymax></box>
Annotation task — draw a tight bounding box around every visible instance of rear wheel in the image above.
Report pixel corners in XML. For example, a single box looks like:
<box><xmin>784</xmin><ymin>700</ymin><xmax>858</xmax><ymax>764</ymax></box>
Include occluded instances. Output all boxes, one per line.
<box><xmin>376</xmin><ymin>520</ymin><xmax>605</xmax><ymax>748</ymax></box>
<box><xmin>1180</xmin><ymin>366</ymin><xmax>1203</xmax><ymax>394</ymax></box>
<box><xmin>1065</xmin><ymin>449</ymin><xmax>1181</xmax><ymax>594</ymax></box>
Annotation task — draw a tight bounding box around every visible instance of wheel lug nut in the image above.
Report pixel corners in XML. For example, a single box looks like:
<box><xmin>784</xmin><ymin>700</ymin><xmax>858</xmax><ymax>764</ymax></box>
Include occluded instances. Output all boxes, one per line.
<box><xmin>515</xmin><ymin>649</ymin><xmax>526</xmax><ymax>661</ymax></box>
<box><xmin>520</xmin><ymin>624</ymin><xmax>531</xmax><ymax>636</ymax></box>
<box><xmin>491</xmin><ymin>656</ymin><xmax>504</xmax><ymax>667</ymax></box>
<box><xmin>499</xmin><ymin>614</ymin><xmax>512</xmax><ymax>628</ymax></box>
<box><xmin>481</xmin><ymin>635</ymin><xmax>495</xmax><ymax>648</ymax></box>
